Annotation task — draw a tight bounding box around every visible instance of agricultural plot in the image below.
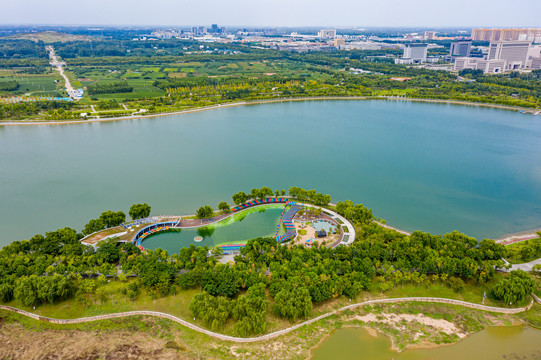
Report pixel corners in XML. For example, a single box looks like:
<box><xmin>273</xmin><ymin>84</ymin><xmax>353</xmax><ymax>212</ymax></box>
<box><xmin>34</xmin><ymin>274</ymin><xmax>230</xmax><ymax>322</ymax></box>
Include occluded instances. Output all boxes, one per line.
<box><xmin>85</xmin><ymin>79</ymin><xmax>165</xmax><ymax>100</ymax></box>
<box><xmin>1</xmin><ymin>74</ymin><xmax>60</xmax><ymax>96</ymax></box>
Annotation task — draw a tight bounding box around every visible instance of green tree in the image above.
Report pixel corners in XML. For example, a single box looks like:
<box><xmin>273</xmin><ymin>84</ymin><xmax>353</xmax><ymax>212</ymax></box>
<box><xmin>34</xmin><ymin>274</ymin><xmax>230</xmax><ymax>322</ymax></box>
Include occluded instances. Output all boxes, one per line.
<box><xmin>491</xmin><ymin>270</ymin><xmax>535</xmax><ymax>305</ymax></box>
<box><xmin>232</xmin><ymin>192</ymin><xmax>248</xmax><ymax>205</ymax></box>
<box><xmin>273</xmin><ymin>286</ymin><xmax>312</xmax><ymax>321</ymax></box>
<box><xmin>129</xmin><ymin>203</ymin><xmax>151</xmax><ymax>220</ymax></box>
<box><xmin>520</xmin><ymin>245</ymin><xmax>535</xmax><ymax>262</ymax></box>
<box><xmin>196</xmin><ymin>205</ymin><xmax>214</xmax><ymax>219</ymax></box>
<box><xmin>189</xmin><ymin>292</ymin><xmax>232</xmax><ymax>330</ymax></box>
<box><xmin>250</xmin><ymin>188</ymin><xmax>260</xmax><ymax>200</ymax></box>
<box><xmin>99</xmin><ymin>211</ymin><xmax>126</xmax><ymax>228</ymax></box>
<box><xmin>258</xmin><ymin>186</ymin><xmax>273</xmax><ymax>200</ymax></box>
<box><xmin>0</xmin><ymin>283</ymin><xmax>14</xmax><ymax>302</ymax></box>
<box><xmin>14</xmin><ymin>276</ymin><xmax>38</xmax><ymax>306</ymax></box>
<box><xmin>97</xmin><ymin>238</ymin><xmax>120</xmax><ymax>263</ymax></box>
<box><xmin>218</xmin><ymin>201</ymin><xmax>231</xmax><ymax>214</ymax></box>
<box><xmin>201</xmin><ymin>264</ymin><xmax>241</xmax><ymax>297</ymax></box>
<box><xmin>82</xmin><ymin>218</ymin><xmax>105</xmax><ymax>235</ymax></box>
<box><xmin>448</xmin><ymin>277</ymin><xmax>465</xmax><ymax>294</ymax></box>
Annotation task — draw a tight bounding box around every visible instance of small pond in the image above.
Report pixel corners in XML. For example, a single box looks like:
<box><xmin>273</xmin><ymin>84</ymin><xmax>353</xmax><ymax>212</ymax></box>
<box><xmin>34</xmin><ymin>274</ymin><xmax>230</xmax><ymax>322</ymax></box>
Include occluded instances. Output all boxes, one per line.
<box><xmin>142</xmin><ymin>205</ymin><xmax>284</xmax><ymax>253</ymax></box>
<box><xmin>310</xmin><ymin>326</ymin><xmax>541</xmax><ymax>360</ymax></box>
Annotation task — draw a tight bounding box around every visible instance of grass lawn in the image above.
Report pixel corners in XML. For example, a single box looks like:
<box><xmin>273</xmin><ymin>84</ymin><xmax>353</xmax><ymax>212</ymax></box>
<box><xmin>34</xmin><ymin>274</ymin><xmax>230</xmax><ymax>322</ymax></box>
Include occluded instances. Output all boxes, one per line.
<box><xmin>2</xmin><ymin>280</ymin><xmax>199</xmax><ymax>322</ymax></box>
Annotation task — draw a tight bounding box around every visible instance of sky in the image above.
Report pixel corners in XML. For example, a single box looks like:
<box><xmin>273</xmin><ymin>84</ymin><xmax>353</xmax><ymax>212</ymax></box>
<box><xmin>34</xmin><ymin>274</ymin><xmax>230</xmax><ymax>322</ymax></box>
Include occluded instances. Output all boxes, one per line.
<box><xmin>1</xmin><ymin>0</ymin><xmax>540</xmax><ymax>28</ymax></box>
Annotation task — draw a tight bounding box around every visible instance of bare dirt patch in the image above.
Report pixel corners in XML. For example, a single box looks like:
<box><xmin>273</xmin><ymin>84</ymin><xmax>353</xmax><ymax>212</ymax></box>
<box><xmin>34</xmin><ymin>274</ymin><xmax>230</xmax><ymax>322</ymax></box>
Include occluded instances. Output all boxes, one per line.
<box><xmin>355</xmin><ymin>312</ymin><xmax>466</xmax><ymax>338</ymax></box>
<box><xmin>0</xmin><ymin>322</ymin><xmax>185</xmax><ymax>360</ymax></box>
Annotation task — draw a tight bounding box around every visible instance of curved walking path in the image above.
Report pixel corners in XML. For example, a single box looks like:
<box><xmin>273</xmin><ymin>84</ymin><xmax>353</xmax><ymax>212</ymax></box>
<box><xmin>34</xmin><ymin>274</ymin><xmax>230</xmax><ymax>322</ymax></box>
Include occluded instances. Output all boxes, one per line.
<box><xmin>507</xmin><ymin>258</ymin><xmax>541</xmax><ymax>272</ymax></box>
<box><xmin>0</xmin><ymin>297</ymin><xmax>532</xmax><ymax>343</ymax></box>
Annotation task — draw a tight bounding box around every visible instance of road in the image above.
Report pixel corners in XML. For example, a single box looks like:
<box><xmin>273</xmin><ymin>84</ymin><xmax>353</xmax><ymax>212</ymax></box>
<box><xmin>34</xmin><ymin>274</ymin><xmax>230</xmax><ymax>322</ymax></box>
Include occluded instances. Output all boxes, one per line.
<box><xmin>46</xmin><ymin>46</ymin><xmax>77</xmax><ymax>100</ymax></box>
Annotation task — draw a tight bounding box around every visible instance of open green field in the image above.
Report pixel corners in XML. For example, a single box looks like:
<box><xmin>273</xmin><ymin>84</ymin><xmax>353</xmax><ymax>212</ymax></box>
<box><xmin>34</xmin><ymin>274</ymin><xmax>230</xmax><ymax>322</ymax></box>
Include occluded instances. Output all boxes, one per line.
<box><xmin>0</xmin><ymin>74</ymin><xmax>61</xmax><ymax>97</ymax></box>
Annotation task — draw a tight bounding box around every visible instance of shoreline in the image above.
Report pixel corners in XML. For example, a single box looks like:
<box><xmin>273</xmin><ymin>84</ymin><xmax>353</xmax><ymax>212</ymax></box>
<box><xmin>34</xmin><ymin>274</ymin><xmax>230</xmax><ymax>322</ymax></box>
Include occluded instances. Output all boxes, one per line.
<box><xmin>494</xmin><ymin>227</ymin><xmax>541</xmax><ymax>245</ymax></box>
<box><xmin>0</xmin><ymin>96</ymin><xmax>537</xmax><ymax>127</ymax></box>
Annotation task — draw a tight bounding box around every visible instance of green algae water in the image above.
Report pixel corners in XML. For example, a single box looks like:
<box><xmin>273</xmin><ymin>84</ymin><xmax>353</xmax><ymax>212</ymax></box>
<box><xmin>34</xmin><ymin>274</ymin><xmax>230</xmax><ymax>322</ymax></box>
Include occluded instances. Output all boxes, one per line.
<box><xmin>1</xmin><ymin>100</ymin><xmax>541</xmax><ymax>245</ymax></box>
<box><xmin>142</xmin><ymin>205</ymin><xmax>284</xmax><ymax>252</ymax></box>
<box><xmin>310</xmin><ymin>326</ymin><xmax>541</xmax><ymax>360</ymax></box>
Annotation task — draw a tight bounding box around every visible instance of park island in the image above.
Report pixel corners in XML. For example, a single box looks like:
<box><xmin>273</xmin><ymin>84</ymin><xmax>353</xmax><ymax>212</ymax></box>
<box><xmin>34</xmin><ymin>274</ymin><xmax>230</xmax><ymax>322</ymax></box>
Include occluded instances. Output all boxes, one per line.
<box><xmin>1</xmin><ymin>186</ymin><xmax>541</xmax><ymax>359</ymax></box>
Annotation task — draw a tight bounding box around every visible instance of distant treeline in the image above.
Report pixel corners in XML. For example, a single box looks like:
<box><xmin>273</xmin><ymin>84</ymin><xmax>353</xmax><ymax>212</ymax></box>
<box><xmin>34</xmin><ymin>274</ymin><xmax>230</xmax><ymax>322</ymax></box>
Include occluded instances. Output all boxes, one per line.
<box><xmin>0</xmin><ymin>80</ymin><xmax>19</xmax><ymax>91</ymax></box>
<box><xmin>87</xmin><ymin>81</ymin><xmax>133</xmax><ymax>95</ymax></box>
<box><xmin>54</xmin><ymin>39</ymin><xmax>267</xmax><ymax>59</ymax></box>
<box><xmin>0</xmin><ymin>40</ymin><xmax>48</xmax><ymax>59</ymax></box>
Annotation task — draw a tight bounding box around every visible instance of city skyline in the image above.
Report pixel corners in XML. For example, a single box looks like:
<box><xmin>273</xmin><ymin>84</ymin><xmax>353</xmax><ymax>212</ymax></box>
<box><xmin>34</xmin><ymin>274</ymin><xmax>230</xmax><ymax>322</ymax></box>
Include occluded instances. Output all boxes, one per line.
<box><xmin>1</xmin><ymin>0</ymin><xmax>540</xmax><ymax>28</ymax></box>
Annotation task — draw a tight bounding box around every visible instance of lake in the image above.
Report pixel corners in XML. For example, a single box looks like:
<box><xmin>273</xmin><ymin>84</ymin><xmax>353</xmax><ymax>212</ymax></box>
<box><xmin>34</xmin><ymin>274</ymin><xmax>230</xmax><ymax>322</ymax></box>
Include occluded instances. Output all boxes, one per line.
<box><xmin>1</xmin><ymin>100</ymin><xmax>540</xmax><ymax>246</ymax></box>
<box><xmin>310</xmin><ymin>326</ymin><xmax>541</xmax><ymax>360</ymax></box>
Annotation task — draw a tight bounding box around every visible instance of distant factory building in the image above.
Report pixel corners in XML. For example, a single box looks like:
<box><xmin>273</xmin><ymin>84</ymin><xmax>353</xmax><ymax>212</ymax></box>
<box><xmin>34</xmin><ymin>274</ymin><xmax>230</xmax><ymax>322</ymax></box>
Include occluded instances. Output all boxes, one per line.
<box><xmin>450</xmin><ymin>41</ymin><xmax>472</xmax><ymax>57</ymax></box>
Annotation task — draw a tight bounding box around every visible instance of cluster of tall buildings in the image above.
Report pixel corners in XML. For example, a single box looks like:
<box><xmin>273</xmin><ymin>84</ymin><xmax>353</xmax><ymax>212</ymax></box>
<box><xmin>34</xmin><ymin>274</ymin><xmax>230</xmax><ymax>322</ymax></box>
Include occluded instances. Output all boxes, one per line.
<box><xmin>472</xmin><ymin>28</ymin><xmax>541</xmax><ymax>43</ymax></box>
<box><xmin>191</xmin><ymin>24</ymin><xmax>226</xmax><ymax>36</ymax></box>
<box><xmin>318</xmin><ymin>29</ymin><xmax>337</xmax><ymax>39</ymax></box>
<box><xmin>454</xmin><ymin>28</ymin><xmax>541</xmax><ymax>74</ymax></box>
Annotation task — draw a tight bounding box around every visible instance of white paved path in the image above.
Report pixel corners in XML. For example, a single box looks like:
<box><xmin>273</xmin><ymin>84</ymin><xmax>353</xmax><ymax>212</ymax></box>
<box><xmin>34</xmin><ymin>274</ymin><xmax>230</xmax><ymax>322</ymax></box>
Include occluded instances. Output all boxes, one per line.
<box><xmin>0</xmin><ymin>297</ymin><xmax>532</xmax><ymax>343</ymax></box>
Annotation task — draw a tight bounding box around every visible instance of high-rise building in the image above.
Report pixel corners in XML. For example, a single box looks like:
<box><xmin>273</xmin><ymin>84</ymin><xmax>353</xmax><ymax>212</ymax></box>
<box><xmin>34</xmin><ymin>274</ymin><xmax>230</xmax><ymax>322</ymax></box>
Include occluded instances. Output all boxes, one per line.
<box><xmin>450</xmin><ymin>41</ymin><xmax>472</xmax><ymax>57</ymax></box>
<box><xmin>210</xmin><ymin>24</ymin><xmax>220</xmax><ymax>33</ymax></box>
<box><xmin>423</xmin><ymin>31</ymin><xmax>437</xmax><ymax>40</ymax></box>
<box><xmin>454</xmin><ymin>40</ymin><xmax>533</xmax><ymax>73</ymax></box>
<box><xmin>403</xmin><ymin>43</ymin><xmax>428</xmax><ymax>62</ymax></box>
<box><xmin>472</xmin><ymin>28</ymin><xmax>541</xmax><ymax>42</ymax></box>
<box><xmin>488</xmin><ymin>41</ymin><xmax>531</xmax><ymax>70</ymax></box>
<box><xmin>334</xmin><ymin>38</ymin><xmax>345</xmax><ymax>49</ymax></box>
<box><xmin>192</xmin><ymin>26</ymin><xmax>206</xmax><ymax>35</ymax></box>
<box><xmin>318</xmin><ymin>29</ymin><xmax>336</xmax><ymax>39</ymax></box>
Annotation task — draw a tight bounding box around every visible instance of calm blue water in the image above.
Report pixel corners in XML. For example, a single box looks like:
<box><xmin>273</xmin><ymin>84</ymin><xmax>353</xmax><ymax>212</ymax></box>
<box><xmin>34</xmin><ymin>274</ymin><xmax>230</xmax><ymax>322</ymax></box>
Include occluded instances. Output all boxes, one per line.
<box><xmin>0</xmin><ymin>100</ymin><xmax>540</xmax><ymax>246</ymax></box>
